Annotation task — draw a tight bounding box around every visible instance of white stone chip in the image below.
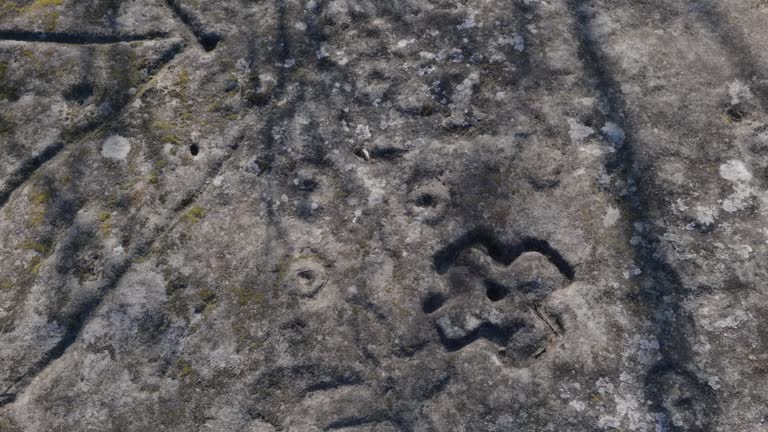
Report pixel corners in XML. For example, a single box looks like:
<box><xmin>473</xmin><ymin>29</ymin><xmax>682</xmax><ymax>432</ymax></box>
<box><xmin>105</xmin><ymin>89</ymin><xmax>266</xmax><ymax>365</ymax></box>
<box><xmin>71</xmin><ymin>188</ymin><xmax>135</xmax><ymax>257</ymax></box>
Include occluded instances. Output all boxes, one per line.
<box><xmin>603</xmin><ymin>207</ymin><xmax>621</xmax><ymax>228</ymax></box>
<box><xmin>719</xmin><ymin>160</ymin><xmax>752</xmax><ymax>183</ymax></box>
<box><xmin>101</xmin><ymin>135</ymin><xmax>131</xmax><ymax>161</ymax></box>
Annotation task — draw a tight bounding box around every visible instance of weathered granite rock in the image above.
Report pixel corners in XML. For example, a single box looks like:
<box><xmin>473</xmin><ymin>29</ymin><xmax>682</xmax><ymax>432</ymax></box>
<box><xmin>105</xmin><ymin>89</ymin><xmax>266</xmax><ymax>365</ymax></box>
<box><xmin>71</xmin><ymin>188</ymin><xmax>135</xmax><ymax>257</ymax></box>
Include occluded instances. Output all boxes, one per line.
<box><xmin>1</xmin><ymin>0</ymin><xmax>767</xmax><ymax>430</ymax></box>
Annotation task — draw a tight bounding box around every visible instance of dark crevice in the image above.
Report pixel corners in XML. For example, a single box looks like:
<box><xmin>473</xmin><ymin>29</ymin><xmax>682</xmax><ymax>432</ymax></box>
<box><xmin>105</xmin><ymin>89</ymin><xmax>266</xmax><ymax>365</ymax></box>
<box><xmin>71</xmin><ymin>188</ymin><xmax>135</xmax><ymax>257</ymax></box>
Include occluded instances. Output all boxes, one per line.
<box><xmin>394</xmin><ymin>340</ymin><xmax>430</xmax><ymax>358</ymax></box>
<box><xmin>198</xmin><ymin>33</ymin><xmax>221</xmax><ymax>52</ymax></box>
<box><xmin>145</xmin><ymin>40</ymin><xmax>186</xmax><ymax>75</ymax></box>
<box><xmin>414</xmin><ymin>193</ymin><xmax>437</xmax><ymax>208</ymax></box>
<box><xmin>305</xmin><ymin>371</ymin><xmax>364</xmax><ymax>393</ymax></box>
<box><xmin>353</xmin><ymin>147</ymin><xmax>408</xmax><ymax>162</ymax></box>
<box><xmin>394</xmin><ymin>104</ymin><xmax>437</xmax><ymax>118</ymax></box>
<box><xmin>433</xmin><ymin>227</ymin><xmax>509</xmax><ymax>273</ymax></box>
<box><xmin>296</xmin><ymin>269</ymin><xmax>314</xmax><ymax>281</ymax></box>
<box><xmin>353</xmin><ymin>148</ymin><xmax>369</xmax><ymax>160</ymax></box>
<box><xmin>63</xmin><ymin>82</ymin><xmax>94</xmax><ymax>105</ymax></box>
<box><xmin>0</xmin><ymin>393</ymin><xmax>15</xmax><ymax>405</ymax></box>
<box><xmin>484</xmin><ymin>280</ymin><xmax>508</xmax><ymax>302</ymax></box>
<box><xmin>528</xmin><ymin>177</ymin><xmax>560</xmax><ymax>191</ymax></box>
<box><xmin>0</xmin><ymin>141</ymin><xmax>64</xmax><ymax>209</ymax></box>
<box><xmin>295</xmin><ymin>178</ymin><xmax>319</xmax><ymax>192</ymax></box>
<box><xmin>724</xmin><ymin>105</ymin><xmax>744</xmax><ymax>123</ymax></box>
<box><xmin>164</xmin><ymin>0</ymin><xmax>222</xmax><ymax>51</ymax></box>
<box><xmin>251</xmin><ymin>364</ymin><xmax>366</xmax><ymax>414</ymax></box>
<box><xmin>520</xmin><ymin>237</ymin><xmax>576</xmax><ymax>280</ymax></box>
<box><xmin>325</xmin><ymin>417</ymin><xmax>380</xmax><ymax>431</ymax></box>
<box><xmin>421</xmin><ymin>292</ymin><xmax>446</xmax><ymax>314</ymax></box>
<box><xmin>0</xmin><ymin>30</ymin><xmax>168</xmax><ymax>44</ymax></box>
<box><xmin>347</xmin><ymin>295</ymin><xmax>388</xmax><ymax>322</ymax></box>
<box><xmin>369</xmin><ymin>147</ymin><xmax>408</xmax><ymax>160</ymax></box>
<box><xmin>436</xmin><ymin>321</ymin><xmax>525</xmax><ymax>352</ymax></box>
<box><xmin>566</xmin><ymin>0</ymin><xmax>720</xmax><ymax>427</ymax></box>
<box><xmin>532</xmin><ymin>304</ymin><xmax>560</xmax><ymax>335</ymax></box>
<box><xmin>432</xmin><ymin>227</ymin><xmax>575</xmax><ymax>280</ymax></box>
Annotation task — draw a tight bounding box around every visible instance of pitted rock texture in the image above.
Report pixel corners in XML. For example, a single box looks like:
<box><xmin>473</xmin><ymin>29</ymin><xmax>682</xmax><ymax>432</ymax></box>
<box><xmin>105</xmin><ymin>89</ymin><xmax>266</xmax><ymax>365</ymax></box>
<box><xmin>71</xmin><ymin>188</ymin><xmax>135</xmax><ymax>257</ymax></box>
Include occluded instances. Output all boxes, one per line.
<box><xmin>1</xmin><ymin>0</ymin><xmax>768</xmax><ymax>431</ymax></box>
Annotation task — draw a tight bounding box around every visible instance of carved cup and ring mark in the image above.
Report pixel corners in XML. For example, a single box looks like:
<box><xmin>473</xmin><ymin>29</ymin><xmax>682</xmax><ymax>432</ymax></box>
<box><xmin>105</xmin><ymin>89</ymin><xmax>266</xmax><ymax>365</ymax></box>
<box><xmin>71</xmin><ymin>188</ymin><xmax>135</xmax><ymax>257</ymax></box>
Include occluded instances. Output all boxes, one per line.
<box><xmin>424</xmin><ymin>230</ymin><xmax>575</xmax><ymax>367</ymax></box>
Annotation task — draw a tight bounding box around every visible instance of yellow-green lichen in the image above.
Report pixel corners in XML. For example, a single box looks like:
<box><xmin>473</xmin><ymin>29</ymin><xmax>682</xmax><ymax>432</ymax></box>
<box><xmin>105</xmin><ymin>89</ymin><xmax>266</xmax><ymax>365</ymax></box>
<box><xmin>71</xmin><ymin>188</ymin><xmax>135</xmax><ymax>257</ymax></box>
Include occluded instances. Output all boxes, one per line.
<box><xmin>30</xmin><ymin>188</ymin><xmax>51</xmax><ymax>205</ymax></box>
<box><xmin>0</xmin><ymin>62</ymin><xmax>18</xmax><ymax>102</ymax></box>
<box><xmin>0</xmin><ymin>0</ymin><xmax>64</xmax><ymax>21</ymax></box>
<box><xmin>1</xmin><ymin>0</ymin><xmax>63</xmax><ymax>16</ymax></box>
<box><xmin>230</xmin><ymin>286</ymin><xmax>264</xmax><ymax>306</ymax></box>
<box><xmin>28</xmin><ymin>255</ymin><xmax>43</xmax><ymax>274</ymax></box>
<box><xmin>177</xmin><ymin>359</ymin><xmax>194</xmax><ymax>379</ymax></box>
<box><xmin>21</xmin><ymin>240</ymin><xmax>51</xmax><ymax>255</ymax></box>
<box><xmin>28</xmin><ymin>187</ymin><xmax>51</xmax><ymax>226</ymax></box>
<box><xmin>148</xmin><ymin>171</ymin><xmax>159</xmax><ymax>185</ymax></box>
<box><xmin>98</xmin><ymin>212</ymin><xmax>112</xmax><ymax>236</ymax></box>
<box><xmin>29</xmin><ymin>0</ymin><xmax>63</xmax><ymax>9</ymax></box>
<box><xmin>206</xmin><ymin>101</ymin><xmax>223</xmax><ymax>112</ymax></box>
<box><xmin>43</xmin><ymin>10</ymin><xmax>58</xmax><ymax>31</ymax></box>
<box><xmin>175</xmin><ymin>69</ymin><xmax>190</xmax><ymax>88</ymax></box>
<box><xmin>198</xmin><ymin>287</ymin><xmax>216</xmax><ymax>304</ymax></box>
<box><xmin>182</xmin><ymin>205</ymin><xmax>206</xmax><ymax>223</ymax></box>
<box><xmin>0</xmin><ymin>113</ymin><xmax>15</xmax><ymax>135</ymax></box>
<box><xmin>107</xmin><ymin>194</ymin><xmax>120</xmax><ymax>208</ymax></box>
<box><xmin>152</xmin><ymin>120</ymin><xmax>175</xmax><ymax>131</ymax></box>
<box><xmin>161</xmin><ymin>134</ymin><xmax>181</xmax><ymax>145</ymax></box>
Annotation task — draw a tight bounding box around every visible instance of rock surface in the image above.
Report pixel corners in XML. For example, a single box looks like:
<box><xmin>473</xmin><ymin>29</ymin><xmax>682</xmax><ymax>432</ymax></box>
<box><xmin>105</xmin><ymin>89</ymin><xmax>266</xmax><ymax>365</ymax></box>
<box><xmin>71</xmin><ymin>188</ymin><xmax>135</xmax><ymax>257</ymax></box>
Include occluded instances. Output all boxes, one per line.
<box><xmin>1</xmin><ymin>0</ymin><xmax>767</xmax><ymax>431</ymax></box>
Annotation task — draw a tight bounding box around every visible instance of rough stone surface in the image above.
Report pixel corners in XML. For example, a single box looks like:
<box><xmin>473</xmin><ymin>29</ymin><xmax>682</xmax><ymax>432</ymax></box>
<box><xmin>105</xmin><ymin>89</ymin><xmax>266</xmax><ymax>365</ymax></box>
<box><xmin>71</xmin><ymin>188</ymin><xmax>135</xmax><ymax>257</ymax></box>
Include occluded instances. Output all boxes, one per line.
<box><xmin>1</xmin><ymin>0</ymin><xmax>767</xmax><ymax>431</ymax></box>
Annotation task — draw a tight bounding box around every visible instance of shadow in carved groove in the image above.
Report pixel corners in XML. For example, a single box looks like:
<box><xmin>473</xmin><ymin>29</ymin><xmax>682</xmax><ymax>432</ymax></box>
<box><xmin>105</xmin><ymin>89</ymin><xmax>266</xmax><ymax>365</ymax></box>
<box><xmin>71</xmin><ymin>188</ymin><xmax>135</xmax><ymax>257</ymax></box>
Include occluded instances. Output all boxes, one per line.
<box><xmin>433</xmin><ymin>227</ymin><xmax>575</xmax><ymax>279</ymax></box>
<box><xmin>0</xmin><ymin>30</ymin><xmax>167</xmax><ymax>44</ymax></box>
<box><xmin>428</xmin><ymin>227</ymin><xmax>573</xmax><ymax>357</ymax></box>
<box><xmin>164</xmin><ymin>0</ymin><xmax>221</xmax><ymax>51</ymax></box>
